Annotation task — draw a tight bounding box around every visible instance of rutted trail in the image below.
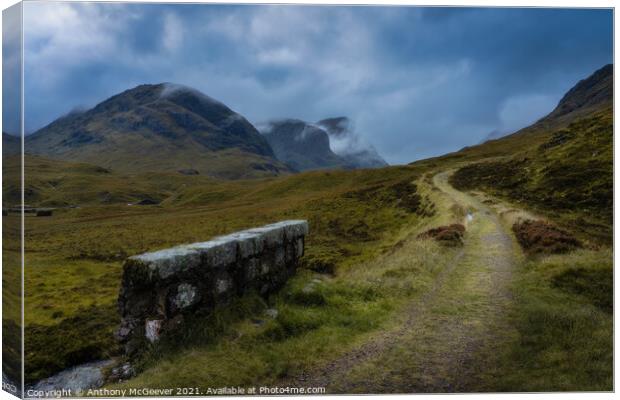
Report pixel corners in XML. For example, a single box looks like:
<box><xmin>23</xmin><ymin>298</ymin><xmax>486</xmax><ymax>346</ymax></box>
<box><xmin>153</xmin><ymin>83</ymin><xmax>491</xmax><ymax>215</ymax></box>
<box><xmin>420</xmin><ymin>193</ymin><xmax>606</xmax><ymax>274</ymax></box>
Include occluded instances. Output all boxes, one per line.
<box><xmin>287</xmin><ymin>170</ymin><xmax>521</xmax><ymax>393</ymax></box>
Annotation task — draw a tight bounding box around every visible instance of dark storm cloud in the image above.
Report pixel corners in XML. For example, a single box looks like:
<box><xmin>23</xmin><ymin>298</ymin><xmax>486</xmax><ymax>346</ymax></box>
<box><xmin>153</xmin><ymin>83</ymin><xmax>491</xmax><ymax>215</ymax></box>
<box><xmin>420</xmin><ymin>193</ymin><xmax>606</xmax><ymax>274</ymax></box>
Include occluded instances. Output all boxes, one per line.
<box><xmin>3</xmin><ymin>3</ymin><xmax>22</xmax><ymax>136</ymax></box>
<box><xmin>17</xmin><ymin>2</ymin><xmax>612</xmax><ymax>164</ymax></box>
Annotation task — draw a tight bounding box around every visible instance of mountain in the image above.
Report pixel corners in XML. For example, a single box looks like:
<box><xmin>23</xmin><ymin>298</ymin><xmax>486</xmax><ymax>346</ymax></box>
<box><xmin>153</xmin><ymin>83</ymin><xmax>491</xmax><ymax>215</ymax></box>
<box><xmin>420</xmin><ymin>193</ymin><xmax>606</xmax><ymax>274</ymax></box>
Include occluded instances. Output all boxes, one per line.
<box><xmin>440</xmin><ymin>64</ymin><xmax>613</xmax><ymax>161</ymax></box>
<box><xmin>260</xmin><ymin>117</ymin><xmax>387</xmax><ymax>171</ymax></box>
<box><xmin>426</xmin><ymin>64</ymin><xmax>613</xmax><ymax>243</ymax></box>
<box><xmin>316</xmin><ymin>117</ymin><xmax>388</xmax><ymax>168</ymax></box>
<box><xmin>479</xmin><ymin>129</ymin><xmax>507</xmax><ymax>143</ymax></box>
<box><xmin>544</xmin><ymin>63</ymin><xmax>613</xmax><ymax>122</ymax></box>
<box><xmin>3</xmin><ymin>132</ymin><xmax>20</xmax><ymax>156</ymax></box>
<box><xmin>25</xmin><ymin>84</ymin><xmax>292</xmax><ymax>179</ymax></box>
<box><xmin>259</xmin><ymin>119</ymin><xmax>345</xmax><ymax>171</ymax></box>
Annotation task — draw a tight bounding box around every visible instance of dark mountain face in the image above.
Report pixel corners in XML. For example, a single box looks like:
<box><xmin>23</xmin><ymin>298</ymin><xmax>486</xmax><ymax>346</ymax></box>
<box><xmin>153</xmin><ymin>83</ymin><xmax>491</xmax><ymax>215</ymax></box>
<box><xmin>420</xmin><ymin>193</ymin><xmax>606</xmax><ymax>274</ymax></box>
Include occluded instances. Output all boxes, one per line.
<box><xmin>261</xmin><ymin>117</ymin><xmax>388</xmax><ymax>171</ymax></box>
<box><xmin>260</xmin><ymin>119</ymin><xmax>345</xmax><ymax>171</ymax></box>
<box><xmin>26</xmin><ymin>84</ymin><xmax>289</xmax><ymax>179</ymax></box>
<box><xmin>316</xmin><ymin>117</ymin><xmax>388</xmax><ymax>168</ymax></box>
<box><xmin>546</xmin><ymin>64</ymin><xmax>612</xmax><ymax>121</ymax></box>
<box><xmin>317</xmin><ymin>117</ymin><xmax>349</xmax><ymax>137</ymax></box>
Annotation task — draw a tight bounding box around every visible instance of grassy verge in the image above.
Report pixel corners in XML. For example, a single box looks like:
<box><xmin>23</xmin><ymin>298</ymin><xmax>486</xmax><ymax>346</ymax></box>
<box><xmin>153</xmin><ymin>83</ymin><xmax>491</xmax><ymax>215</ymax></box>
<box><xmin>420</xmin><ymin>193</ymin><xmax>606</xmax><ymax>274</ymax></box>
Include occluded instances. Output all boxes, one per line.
<box><xmin>329</xmin><ymin>176</ymin><xmax>613</xmax><ymax>393</ymax></box>
<box><xmin>490</xmin><ymin>249</ymin><xmax>612</xmax><ymax>391</ymax></box>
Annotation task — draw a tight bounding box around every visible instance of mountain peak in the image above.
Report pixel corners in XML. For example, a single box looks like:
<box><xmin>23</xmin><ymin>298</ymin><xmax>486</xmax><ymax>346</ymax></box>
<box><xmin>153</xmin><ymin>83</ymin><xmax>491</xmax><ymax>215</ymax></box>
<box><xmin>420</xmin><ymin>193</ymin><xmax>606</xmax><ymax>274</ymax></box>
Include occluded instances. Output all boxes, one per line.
<box><xmin>26</xmin><ymin>83</ymin><xmax>291</xmax><ymax>179</ymax></box>
<box><xmin>259</xmin><ymin>119</ymin><xmax>340</xmax><ymax>171</ymax></box>
<box><xmin>316</xmin><ymin>117</ymin><xmax>351</xmax><ymax>137</ymax></box>
<box><xmin>260</xmin><ymin>117</ymin><xmax>388</xmax><ymax>171</ymax></box>
<box><xmin>317</xmin><ymin>117</ymin><xmax>388</xmax><ymax>168</ymax></box>
<box><xmin>90</xmin><ymin>83</ymin><xmax>234</xmax><ymax>119</ymax></box>
<box><xmin>547</xmin><ymin>64</ymin><xmax>612</xmax><ymax>120</ymax></box>
<box><xmin>159</xmin><ymin>83</ymin><xmax>232</xmax><ymax>114</ymax></box>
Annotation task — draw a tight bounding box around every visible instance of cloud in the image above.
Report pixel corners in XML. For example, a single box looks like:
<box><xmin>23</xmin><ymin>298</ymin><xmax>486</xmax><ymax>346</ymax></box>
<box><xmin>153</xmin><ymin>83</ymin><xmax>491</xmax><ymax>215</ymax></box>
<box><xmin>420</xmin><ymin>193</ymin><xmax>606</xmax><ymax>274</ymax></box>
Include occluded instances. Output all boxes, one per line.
<box><xmin>17</xmin><ymin>4</ymin><xmax>613</xmax><ymax>164</ymax></box>
<box><xmin>162</xmin><ymin>12</ymin><xmax>183</xmax><ymax>52</ymax></box>
<box><xmin>23</xmin><ymin>3</ymin><xmax>134</xmax><ymax>86</ymax></box>
<box><xmin>2</xmin><ymin>3</ymin><xmax>22</xmax><ymax>134</ymax></box>
<box><xmin>498</xmin><ymin>94</ymin><xmax>558</xmax><ymax>134</ymax></box>
<box><xmin>256</xmin><ymin>47</ymin><xmax>301</xmax><ymax>66</ymax></box>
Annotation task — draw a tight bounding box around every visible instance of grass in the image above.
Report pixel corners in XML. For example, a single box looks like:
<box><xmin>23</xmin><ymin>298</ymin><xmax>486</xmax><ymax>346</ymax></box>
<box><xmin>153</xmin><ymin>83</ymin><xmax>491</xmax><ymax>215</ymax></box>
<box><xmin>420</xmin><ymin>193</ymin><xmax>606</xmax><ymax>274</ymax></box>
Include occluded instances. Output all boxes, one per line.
<box><xmin>552</xmin><ymin>267</ymin><xmax>612</xmax><ymax>313</ymax></box>
<box><xmin>115</xmin><ymin>162</ymin><xmax>454</xmax><ymax>389</ymax></box>
<box><xmin>317</xmin><ymin>171</ymin><xmax>613</xmax><ymax>393</ymax></box>
<box><xmin>322</xmin><ymin>199</ymin><xmax>516</xmax><ymax>393</ymax></box>
<box><xmin>11</xmin><ymin>154</ymin><xmax>440</xmax><ymax>383</ymax></box>
<box><xmin>25</xmin><ymin>305</ymin><xmax>121</xmax><ymax>383</ymax></box>
<box><xmin>490</xmin><ymin>249</ymin><xmax>613</xmax><ymax>391</ymax></box>
<box><xmin>445</xmin><ymin>104</ymin><xmax>614</xmax><ymax>390</ymax></box>
<box><xmin>467</xmin><ymin>191</ymin><xmax>614</xmax><ymax>392</ymax></box>
<box><xmin>3</xmin><ymin>158</ymin><xmax>23</xmax><ymax>385</ymax></box>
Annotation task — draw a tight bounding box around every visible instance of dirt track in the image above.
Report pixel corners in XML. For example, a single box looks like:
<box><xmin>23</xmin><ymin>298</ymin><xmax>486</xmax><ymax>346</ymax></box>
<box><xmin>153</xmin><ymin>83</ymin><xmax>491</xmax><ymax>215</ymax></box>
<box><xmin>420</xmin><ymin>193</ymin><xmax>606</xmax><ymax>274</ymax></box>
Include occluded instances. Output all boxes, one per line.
<box><xmin>285</xmin><ymin>171</ymin><xmax>520</xmax><ymax>393</ymax></box>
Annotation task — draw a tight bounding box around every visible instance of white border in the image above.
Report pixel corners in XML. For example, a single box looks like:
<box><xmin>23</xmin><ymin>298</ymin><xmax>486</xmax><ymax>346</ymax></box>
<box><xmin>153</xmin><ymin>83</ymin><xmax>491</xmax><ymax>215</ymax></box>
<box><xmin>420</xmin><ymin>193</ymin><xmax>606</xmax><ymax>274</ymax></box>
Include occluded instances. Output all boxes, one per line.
<box><xmin>0</xmin><ymin>2</ymin><xmax>616</xmax><ymax>400</ymax></box>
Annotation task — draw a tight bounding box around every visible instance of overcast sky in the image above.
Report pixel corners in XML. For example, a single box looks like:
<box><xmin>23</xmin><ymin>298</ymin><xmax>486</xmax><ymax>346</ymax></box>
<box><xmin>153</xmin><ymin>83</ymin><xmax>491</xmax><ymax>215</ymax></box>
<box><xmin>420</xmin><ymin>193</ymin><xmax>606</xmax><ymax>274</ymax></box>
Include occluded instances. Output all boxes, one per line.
<box><xmin>3</xmin><ymin>2</ymin><xmax>613</xmax><ymax>164</ymax></box>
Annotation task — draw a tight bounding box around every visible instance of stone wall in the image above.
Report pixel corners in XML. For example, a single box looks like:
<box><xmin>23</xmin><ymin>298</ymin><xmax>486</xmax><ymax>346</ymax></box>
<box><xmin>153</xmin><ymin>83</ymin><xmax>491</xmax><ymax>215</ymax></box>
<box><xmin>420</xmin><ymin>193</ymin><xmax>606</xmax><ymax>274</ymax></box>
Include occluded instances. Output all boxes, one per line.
<box><xmin>116</xmin><ymin>220</ymin><xmax>308</xmax><ymax>355</ymax></box>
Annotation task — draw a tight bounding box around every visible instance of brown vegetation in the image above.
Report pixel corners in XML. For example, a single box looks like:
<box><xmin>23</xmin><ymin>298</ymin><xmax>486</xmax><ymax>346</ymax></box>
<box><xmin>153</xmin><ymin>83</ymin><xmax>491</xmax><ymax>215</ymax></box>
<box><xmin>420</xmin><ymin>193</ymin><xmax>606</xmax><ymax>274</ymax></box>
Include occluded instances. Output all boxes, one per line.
<box><xmin>512</xmin><ymin>219</ymin><xmax>581</xmax><ymax>254</ymax></box>
<box><xmin>417</xmin><ymin>224</ymin><xmax>465</xmax><ymax>246</ymax></box>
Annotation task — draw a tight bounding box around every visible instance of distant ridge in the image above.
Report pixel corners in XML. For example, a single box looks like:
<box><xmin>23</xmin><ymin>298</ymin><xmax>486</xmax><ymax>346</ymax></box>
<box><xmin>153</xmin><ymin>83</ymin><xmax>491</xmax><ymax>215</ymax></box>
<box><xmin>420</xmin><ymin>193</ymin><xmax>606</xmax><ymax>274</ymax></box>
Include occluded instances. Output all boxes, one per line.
<box><xmin>260</xmin><ymin>117</ymin><xmax>387</xmax><ymax>171</ymax></box>
<box><xmin>259</xmin><ymin>119</ymin><xmax>345</xmax><ymax>171</ymax></box>
<box><xmin>316</xmin><ymin>117</ymin><xmax>388</xmax><ymax>169</ymax></box>
<box><xmin>462</xmin><ymin>64</ymin><xmax>613</xmax><ymax>153</ymax></box>
<box><xmin>2</xmin><ymin>132</ymin><xmax>20</xmax><ymax>156</ymax></box>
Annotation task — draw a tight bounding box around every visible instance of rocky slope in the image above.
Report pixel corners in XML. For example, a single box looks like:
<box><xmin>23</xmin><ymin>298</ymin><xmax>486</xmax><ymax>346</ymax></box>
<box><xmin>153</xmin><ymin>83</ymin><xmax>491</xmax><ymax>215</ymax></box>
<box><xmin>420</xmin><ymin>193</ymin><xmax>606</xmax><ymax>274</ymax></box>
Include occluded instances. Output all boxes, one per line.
<box><xmin>544</xmin><ymin>63</ymin><xmax>612</xmax><ymax>122</ymax></box>
<box><xmin>259</xmin><ymin>119</ymin><xmax>346</xmax><ymax>171</ymax></box>
<box><xmin>316</xmin><ymin>117</ymin><xmax>388</xmax><ymax>169</ymax></box>
<box><xmin>25</xmin><ymin>84</ymin><xmax>292</xmax><ymax>179</ymax></box>
<box><xmin>260</xmin><ymin>117</ymin><xmax>387</xmax><ymax>171</ymax></box>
